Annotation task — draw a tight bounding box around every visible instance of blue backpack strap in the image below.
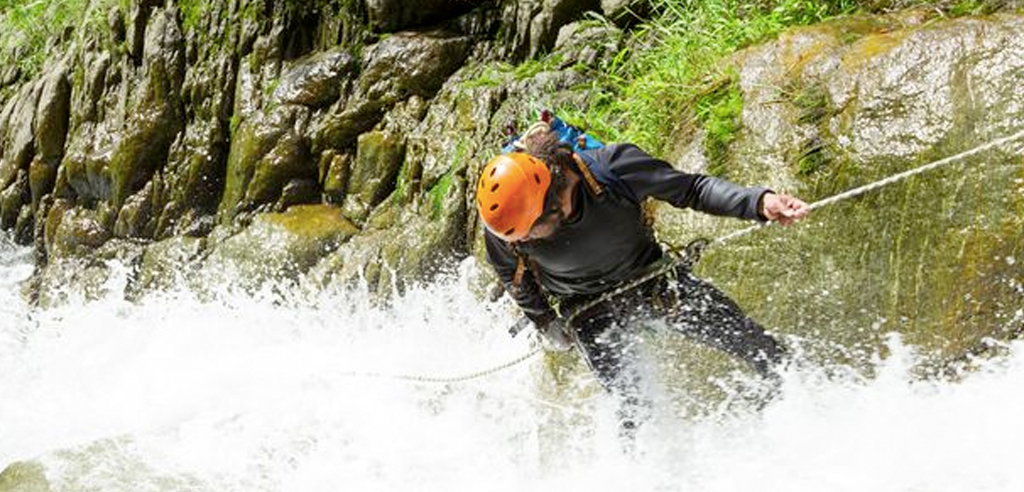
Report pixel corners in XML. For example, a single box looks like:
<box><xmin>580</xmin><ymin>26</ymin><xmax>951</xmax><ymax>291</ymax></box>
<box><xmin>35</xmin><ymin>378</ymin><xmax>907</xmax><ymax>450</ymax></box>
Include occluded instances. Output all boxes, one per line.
<box><xmin>548</xmin><ymin>116</ymin><xmax>604</xmax><ymax>153</ymax></box>
<box><xmin>501</xmin><ymin>113</ymin><xmax>637</xmax><ymax>203</ymax></box>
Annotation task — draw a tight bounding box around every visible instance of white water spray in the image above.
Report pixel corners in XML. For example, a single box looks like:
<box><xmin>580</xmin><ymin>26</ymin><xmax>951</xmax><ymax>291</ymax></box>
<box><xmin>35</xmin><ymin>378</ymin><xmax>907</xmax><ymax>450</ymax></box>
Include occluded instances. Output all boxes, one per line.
<box><xmin>2</xmin><ymin>232</ymin><xmax>1023</xmax><ymax>492</ymax></box>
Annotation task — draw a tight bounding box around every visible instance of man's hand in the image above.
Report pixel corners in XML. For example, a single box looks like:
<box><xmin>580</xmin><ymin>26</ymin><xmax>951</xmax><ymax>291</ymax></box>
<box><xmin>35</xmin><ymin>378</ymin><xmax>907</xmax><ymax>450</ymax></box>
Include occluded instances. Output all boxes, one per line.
<box><xmin>534</xmin><ymin>318</ymin><xmax>574</xmax><ymax>352</ymax></box>
<box><xmin>760</xmin><ymin>192</ymin><xmax>810</xmax><ymax>226</ymax></box>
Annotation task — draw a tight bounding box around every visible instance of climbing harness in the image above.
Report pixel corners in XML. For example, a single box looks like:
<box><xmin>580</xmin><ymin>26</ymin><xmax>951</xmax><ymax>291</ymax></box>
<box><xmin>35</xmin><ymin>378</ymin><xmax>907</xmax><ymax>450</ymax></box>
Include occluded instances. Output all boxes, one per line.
<box><xmin>351</xmin><ymin>126</ymin><xmax>1024</xmax><ymax>386</ymax></box>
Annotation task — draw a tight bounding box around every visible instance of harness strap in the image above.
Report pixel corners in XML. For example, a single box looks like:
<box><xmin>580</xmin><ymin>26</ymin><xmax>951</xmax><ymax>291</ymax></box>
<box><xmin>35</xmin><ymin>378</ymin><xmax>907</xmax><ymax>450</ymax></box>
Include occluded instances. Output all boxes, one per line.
<box><xmin>512</xmin><ymin>254</ymin><xmax>526</xmax><ymax>289</ymax></box>
<box><xmin>572</xmin><ymin>153</ymin><xmax>605</xmax><ymax>197</ymax></box>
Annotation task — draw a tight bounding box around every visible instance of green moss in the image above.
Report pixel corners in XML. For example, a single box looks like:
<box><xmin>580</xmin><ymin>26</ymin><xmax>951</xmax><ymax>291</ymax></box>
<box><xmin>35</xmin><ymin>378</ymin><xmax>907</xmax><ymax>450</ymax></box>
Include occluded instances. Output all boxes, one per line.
<box><xmin>513</xmin><ymin>54</ymin><xmax>563</xmax><ymax>80</ymax></box>
<box><xmin>793</xmin><ymin>83</ymin><xmax>829</xmax><ymax>124</ymax></box>
<box><xmin>426</xmin><ymin>139</ymin><xmax>467</xmax><ymax>221</ymax></box>
<box><xmin>948</xmin><ymin>0</ymin><xmax>1002</xmax><ymax>16</ymax></box>
<box><xmin>694</xmin><ymin>73</ymin><xmax>743</xmax><ymax>177</ymax></box>
<box><xmin>0</xmin><ymin>460</ymin><xmax>51</xmax><ymax>492</ymax></box>
<box><xmin>262</xmin><ymin>204</ymin><xmax>358</xmax><ymax>239</ymax></box>
<box><xmin>264</xmin><ymin>76</ymin><xmax>281</xmax><ymax>100</ymax></box>
<box><xmin>427</xmin><ymin>171</ymin><xmax>455</xmax><ymax>221</ymax></box>
<box><xmin>796</xmin><ymin>139</ymin><xmax>828</xmax><ymax>175</ymax></box>
<box><xmin>229</xmin><ymin>114</ymin><xmax>242</xmax><ymax>136</ymax></box>
<box><xmin>462</xmin><ymin>64</ymin><xmax>508</xmax><ymax>89</ymax></box>
<box><xmin>179</xmin><ymin>0</ymin><xmax>210</xmax><ymax>34</ymax></box>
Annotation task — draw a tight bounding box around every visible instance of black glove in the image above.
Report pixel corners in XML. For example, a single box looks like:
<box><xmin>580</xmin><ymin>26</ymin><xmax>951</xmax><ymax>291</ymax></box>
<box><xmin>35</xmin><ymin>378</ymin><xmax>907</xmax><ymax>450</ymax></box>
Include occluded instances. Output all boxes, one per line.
<box><xmin>534</xmin><ymin>318</ymin><xmax>573</xmax><ymax>352</ymax></box>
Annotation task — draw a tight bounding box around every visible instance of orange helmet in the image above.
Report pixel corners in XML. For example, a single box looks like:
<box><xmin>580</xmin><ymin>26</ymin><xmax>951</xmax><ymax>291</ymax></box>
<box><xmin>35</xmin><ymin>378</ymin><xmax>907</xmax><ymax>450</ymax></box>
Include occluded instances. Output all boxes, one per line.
<box><xmin>476</xmin><ymin>153</ymin><xmax>551</xmax><ymax>242</ymax></box>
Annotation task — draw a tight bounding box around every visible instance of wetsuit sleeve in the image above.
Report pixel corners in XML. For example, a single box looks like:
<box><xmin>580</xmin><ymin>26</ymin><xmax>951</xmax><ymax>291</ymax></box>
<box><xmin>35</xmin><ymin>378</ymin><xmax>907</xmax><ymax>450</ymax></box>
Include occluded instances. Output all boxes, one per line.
<box><xmin>600</xmin><ymin>143</ymin><xmax>771</xmax><ymax>221</ymax></box>
<box><xmin>484</xmin><ymin>231</ymin><xmax>557</xmax><ymax>326</ymax></box>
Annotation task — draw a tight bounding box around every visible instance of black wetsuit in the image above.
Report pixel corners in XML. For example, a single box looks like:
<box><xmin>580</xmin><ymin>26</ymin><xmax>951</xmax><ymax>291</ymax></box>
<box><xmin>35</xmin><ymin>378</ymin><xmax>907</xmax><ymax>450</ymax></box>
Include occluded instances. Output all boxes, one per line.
<box><xmin>484</xmin><ymin>144</ymin><xmax>785</xmax><ymax>428</ymax></box>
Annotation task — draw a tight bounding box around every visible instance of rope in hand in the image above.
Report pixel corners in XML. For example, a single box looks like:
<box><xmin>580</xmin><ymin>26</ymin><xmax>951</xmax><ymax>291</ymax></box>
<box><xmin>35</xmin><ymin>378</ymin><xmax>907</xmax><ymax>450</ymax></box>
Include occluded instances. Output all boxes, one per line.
<box><xmin>340</xmin><ymin>126</ymin><xmax>1024</xmax><ymax>386</ymax></box>
<box><xmin>713</xmin><ymin>127</ymin><xmax>1024</xmax><ymax>246</ymax></box>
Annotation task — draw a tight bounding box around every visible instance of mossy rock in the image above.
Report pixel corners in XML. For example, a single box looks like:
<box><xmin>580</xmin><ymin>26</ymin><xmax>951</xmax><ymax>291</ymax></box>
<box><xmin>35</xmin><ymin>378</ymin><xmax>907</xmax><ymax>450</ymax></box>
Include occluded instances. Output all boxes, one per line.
<box><xmin>0</xmin><ymin>461</ymin><xmax>51</xmax><ymax>492</ymax></box>
<box><xmin>108</xmin><ymin>6</ymin><xmax>186</xmax><ymax>207</ymax></box>
<box><xmin>271</xmin><ymin>47</ymin><xmax>356</xmax><ymax>108</ymax></box>
<box><xmin>133</xmin><ymin>235</ymin><xmax>206</xmax><ymax>294</ymax></box>
<box><xmin>316</xmin><ymin>166</ymin><xmax>467</xmax><ymax>296</ymax></box>
<box><xmin>48</xmin><ymin>206</ymin><xmax>112</xmax><ymax>259</ymax></box>
<box><xmin>218</xmin><ymin>107</ymin><xmax>309</xmax><ymax>223</ymax></box>
<box><xmin>341</xmin><ymin>130</ymin><xmax>406</xmax><ymax>223</ymax></box>
<box><xmin>657</xmin><ymin>13</ymin><xmax>1024</xmax><ymax>369</ymax></box>
<box><xmin>203</xmin><ymin>204</ymin><xmax>359</xmax><ymax>292</ymax></box>
<box><xmin>0</xmin><ymin>169</ymin><xmax>29</xmax><ymax>229</ymax></box>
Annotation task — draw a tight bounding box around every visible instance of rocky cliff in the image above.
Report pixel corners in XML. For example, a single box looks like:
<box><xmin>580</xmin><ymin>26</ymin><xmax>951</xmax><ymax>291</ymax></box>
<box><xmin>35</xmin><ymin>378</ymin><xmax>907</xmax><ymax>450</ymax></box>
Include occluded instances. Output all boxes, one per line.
<box><xmin>0</xmin><ymin>0</ymin><xmax>620</xmax><ymax>299</ymax></box>
<box><xmin>1</xmin><ymin>0</ymin><xmax>1022</xmax><ymax>366</ymax></box>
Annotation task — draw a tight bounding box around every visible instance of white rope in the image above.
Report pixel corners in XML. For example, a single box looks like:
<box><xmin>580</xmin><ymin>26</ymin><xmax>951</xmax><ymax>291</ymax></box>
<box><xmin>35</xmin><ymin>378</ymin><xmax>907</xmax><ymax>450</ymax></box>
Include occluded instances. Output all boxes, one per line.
<box><xmin>713</xmin><ymin>127</ymin><xmax>1024</xmax><ymax>246</ymax></box>
<box><xmin>337</xmin><ymin>346</ymin><xmax>543</xmax><ymax>384</ymax></box>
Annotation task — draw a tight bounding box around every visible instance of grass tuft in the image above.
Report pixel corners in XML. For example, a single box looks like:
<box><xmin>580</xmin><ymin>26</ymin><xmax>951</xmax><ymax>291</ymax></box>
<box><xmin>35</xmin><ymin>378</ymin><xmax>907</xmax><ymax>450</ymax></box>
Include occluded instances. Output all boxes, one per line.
<box><xmin>556</xmin><ymin>0</ymin><xmax>865</xmax><ymax>155</ymax></box>
<box><xmin>0</xmin><ymin>0</ymin><xmax>129</xmax><ymax>81</ymax></box>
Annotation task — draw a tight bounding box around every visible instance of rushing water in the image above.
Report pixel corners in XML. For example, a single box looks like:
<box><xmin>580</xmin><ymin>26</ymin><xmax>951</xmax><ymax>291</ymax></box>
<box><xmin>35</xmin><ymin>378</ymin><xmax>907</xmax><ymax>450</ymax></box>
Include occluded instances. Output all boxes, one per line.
<box><xmin>2</xmin><ymin>231</ymin><xmax>1023</xmax><ymax>492</ymax></box>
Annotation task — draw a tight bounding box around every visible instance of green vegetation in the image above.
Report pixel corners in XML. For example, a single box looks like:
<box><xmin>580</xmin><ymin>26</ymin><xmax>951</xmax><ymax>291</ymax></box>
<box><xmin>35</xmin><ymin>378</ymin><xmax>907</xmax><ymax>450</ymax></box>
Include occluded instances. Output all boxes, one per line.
<box><xmin>0</xmin><ymin>0</ymin><xmax>128</xmax><ymax>80</ymax></box>
<box><xmin>694</xmin><ymin>72</ymin><xmax>742</xmax><ymax>176</ymax></box>
<box><xmin>560</xmin><ymin>0</ymin><xmax>864</xmax><ymax>155</ymax></box>
<box><xmin>948</xmin><ymin>0</ymin><xmax>1007</xmax><ymax>16</ymax></box>
<box><xmin>463</xmin><ymin>54</ymin><xmax>567</xmax><ymax>90</ymax></box>
<box><xmin>179</xmin><ymin>0</ymin><xmax>211</xmax><ymax>33</ymax></box>
<box><xmin>552</xmin><ymin>0</ymin><xmax>1018</xmax><ymax>157</ymax></box>
<box><xmin>427</xmin><ymin>171</ymin><xmax>456</xmax><ymax>220</ymax></box>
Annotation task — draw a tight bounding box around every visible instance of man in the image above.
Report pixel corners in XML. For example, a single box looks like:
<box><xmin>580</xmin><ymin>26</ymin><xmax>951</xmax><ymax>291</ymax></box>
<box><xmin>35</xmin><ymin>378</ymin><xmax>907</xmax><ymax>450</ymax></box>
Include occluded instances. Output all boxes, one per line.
<box><xmin>477</xmin><ymin>124</ymin><xmax>809</xmax><ymax>432</ymax></box>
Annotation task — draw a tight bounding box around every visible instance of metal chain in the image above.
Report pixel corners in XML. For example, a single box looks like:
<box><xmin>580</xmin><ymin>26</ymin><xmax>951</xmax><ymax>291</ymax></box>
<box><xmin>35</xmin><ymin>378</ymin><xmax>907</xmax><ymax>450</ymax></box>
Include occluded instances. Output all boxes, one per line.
<box><xmin>345</xmin><ymin>126</ymin><xmax>1024</xmax><ymax>386</ymax></box>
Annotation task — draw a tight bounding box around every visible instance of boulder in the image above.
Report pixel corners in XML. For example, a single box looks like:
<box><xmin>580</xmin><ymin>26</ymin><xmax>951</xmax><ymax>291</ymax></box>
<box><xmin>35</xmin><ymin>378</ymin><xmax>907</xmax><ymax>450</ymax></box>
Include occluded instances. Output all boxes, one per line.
<box><xmin>271</xmin><ymin>47</ymin><xmax>356</xmax><ymax>108</ymax></box>
<box><xmin>0</xmin><ymin>169</ymin><xmax>29</xmax><ymax>229</ymax></box>
<box><xmin>0</xmin><ymin>461</ymin><xmax>50</xmax><ymax>492</ymax></box>
<box><xmin>659</xmin><ymin>13</ymin><xmax>1024</xmax><ymax>363</ymax></box>
<box><xmin>133</xmin><ymin>235</ymin><xmax>205</xmax><ymax>294</ymax></box>
<box><xmin>0</xmin><ymin>82</ymin><xmax>42</xmax><ymax>191</ymax></box>
<box><xmin>47</xmin><ymin>206</ymin><xmax>113</xmax><ymax>259</ymax></box>
<box><xmin>313</xmin><ymin>30</ymin><xmax>472</xmax><ymax>152</ymax></box>
<box><xmin>217</xmin><ymin>105</ymin><xmax>311</xmax><ymax>223</ymax></box>
<box><xmin>203</xmin><ymin>204</ymin><xmax>359</xmax><ymax>291</ymax></box>
<box><xmin>341</xmin><ymin>130</ymin><xmax>406</xmax><ymax>223</ymax></box>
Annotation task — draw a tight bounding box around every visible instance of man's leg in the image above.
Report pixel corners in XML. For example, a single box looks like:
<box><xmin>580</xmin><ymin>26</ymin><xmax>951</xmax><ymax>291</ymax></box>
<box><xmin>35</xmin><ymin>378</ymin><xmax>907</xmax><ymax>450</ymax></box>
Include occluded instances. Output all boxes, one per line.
<box><xmin>570</xmin><ymin>304</ymin><xmax>649</xmax><ymax>441</ymax></box>
<box><xmin>657</xmin><ymin>270</ymin><xmax>787</xmax><ymax>378</ymax></box>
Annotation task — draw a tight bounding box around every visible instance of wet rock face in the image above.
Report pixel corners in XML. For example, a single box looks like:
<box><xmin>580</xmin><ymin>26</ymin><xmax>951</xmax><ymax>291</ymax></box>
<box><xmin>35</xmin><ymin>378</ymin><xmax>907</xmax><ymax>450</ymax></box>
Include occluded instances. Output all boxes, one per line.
<box><xmin>365</xmin><ymin>0</ymin><xmax>481</xmax><ymax>32</ymax></box>
<box><xmin>313</xmin><ymin>30</ymin><xmax>473</xmax><ymax>152</ymax></box>
<box><xmin>0</xmin><ymin>82</ymin><xmax>42</xmax><ymax>191</ymax></box>
<box><xmin>272</xmin><ymin>48</ymin><xmax>357</xmax><ymax>108</ymax></box>
<box><xmin>361</xmin><ymin>31</ymin><xmax>473</xmax><ymax>102</ymax></box>
<box><xmin>2</xmin><ymin>0</ymin><xmax>602</xmax><ymax>284</ymax></box>
<box><xmin>342</xmin><ymin>130</ymin><xmax>406</xmax><ymax>223</ymax></box>
<box><xmin>659</xmin><ymin>12</ymin><xmax>1024</xmax><ymax>364</ymax></box>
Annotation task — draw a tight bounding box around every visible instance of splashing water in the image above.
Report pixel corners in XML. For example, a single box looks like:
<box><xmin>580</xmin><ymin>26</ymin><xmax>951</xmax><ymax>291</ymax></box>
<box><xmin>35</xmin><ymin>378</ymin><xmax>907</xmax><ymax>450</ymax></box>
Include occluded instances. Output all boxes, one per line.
<box><xmin>1</xmin><ymin>232</ymin><xmax>1023</xmax><ymax>492</ymax></box>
